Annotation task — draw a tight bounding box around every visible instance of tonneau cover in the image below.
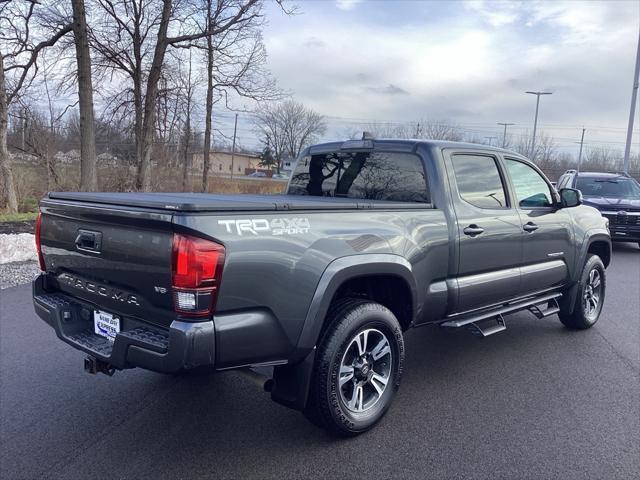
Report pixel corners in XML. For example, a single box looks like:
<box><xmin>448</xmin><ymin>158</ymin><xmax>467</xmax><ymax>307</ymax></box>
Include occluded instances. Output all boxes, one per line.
<box><xmin>46</xmin><ymin>192</ymin><xmax>429</xmax><ymax>212</ymax></box>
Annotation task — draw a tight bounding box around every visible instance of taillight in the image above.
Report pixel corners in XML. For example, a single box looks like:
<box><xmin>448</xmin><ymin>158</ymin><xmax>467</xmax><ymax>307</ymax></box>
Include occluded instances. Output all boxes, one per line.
<box><xmin>171</xmin><ymin>233</ymin><xmax>225</xmax><ymax>318</ymax></box>
<box><xmin>35</xmin><ymin>213</ymin><xmax>46</xmax><ymax>271</ymax></box>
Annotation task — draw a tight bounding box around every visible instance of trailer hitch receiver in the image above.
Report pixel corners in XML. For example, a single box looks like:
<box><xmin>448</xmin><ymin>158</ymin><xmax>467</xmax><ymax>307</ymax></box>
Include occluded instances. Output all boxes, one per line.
<box><xmin>84</xmin><ymin>355</ymin><xmax>116</xmax><ymax>376</ymax></box>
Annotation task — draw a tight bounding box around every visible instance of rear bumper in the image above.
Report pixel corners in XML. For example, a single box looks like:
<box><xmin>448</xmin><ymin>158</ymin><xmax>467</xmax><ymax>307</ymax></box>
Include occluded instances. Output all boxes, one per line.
<box><xmin>32</xmin><ymin>275</ymin><xmax>215</xmax><ymax>373</ymax></box>
<box><xmin>32</xmin><ymin>274</ymin><xmax>296</xmax><ymax>373</ymax></box>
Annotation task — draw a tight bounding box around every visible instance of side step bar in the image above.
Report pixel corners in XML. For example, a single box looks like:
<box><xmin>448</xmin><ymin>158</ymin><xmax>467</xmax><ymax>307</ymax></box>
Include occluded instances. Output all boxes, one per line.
<box><xmin>466</xmin><ymin>315</ymin><xmax>506</xmax><ymax>337</ymax></box>
<box><xmin>440</xmin><ymin>292</ymin><xmax>562</xmax><ymax>337</ymax></box>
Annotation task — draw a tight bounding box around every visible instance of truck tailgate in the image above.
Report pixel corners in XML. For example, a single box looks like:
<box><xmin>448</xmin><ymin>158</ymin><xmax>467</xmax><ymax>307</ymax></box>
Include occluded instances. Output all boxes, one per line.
<box><xmin>39</xmin><ymin>199</ymin><xmax>176</xmax><ymax>328</ymax></box>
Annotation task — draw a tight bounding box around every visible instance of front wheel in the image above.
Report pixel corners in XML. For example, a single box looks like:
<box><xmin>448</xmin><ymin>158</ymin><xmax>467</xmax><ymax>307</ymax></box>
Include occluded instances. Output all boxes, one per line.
<box><xmin>304</xmin><ymin>299</ymin><xmax>404</xmax><ymax>436</ymax></box>
<box><xmin>559</xmin><ymin>254</ymin><xmax>606</xmax><ymax>329</ymax></box>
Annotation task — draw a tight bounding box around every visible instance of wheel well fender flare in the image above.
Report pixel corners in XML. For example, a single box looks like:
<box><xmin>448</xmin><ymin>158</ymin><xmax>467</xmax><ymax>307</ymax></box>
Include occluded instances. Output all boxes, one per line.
<box><xmin>581</xmin><ymin>232</ymin><xmax>612</xmax><ymax>268</ymax></box>
<box><xmin>271</xmin><ymin>254</ymin><xmax>416</xmax><ymax>412</ymax></box>
<box><xmin>561</xmin><ymin>231</ymin><xmax>611</xmax><ymax>315</ymax></box>
<box><xmin>294</xmin><ymin>254</ymin><xmax>417</xmax><ymax>354</ymax></box>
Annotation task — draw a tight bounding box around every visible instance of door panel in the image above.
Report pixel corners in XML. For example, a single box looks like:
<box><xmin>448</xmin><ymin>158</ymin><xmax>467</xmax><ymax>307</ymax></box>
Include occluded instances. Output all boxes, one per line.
<box><xmin>504</xmin><ymin>158</ymin><xmax>575</xmax><ymax>293</ymax></box>
<box><xmin>446</xmin><ymin>152</ymin><xmax>523</xmax><ymax>313</ymax></box>
<box><xmin>456</xmin><ymin>265</ymin><xmax>521</xmax><ymax>310</ymax></box>
<box><xmin>517</xmin><ymin>208</ymin><xmax>574</xmax><ymax>290</ymax></box>
<box><xmin>520</xmin><ymin>259</ymin><xmax>567</xmax><ymax>292</ymax></box>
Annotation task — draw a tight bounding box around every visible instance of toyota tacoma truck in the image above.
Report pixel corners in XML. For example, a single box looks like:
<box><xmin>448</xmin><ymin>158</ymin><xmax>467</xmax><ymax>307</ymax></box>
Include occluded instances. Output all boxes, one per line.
<box><xmin>33</xmin><ymin>139</ymin><xmax>611</xmax><ymax>436</ymax></box>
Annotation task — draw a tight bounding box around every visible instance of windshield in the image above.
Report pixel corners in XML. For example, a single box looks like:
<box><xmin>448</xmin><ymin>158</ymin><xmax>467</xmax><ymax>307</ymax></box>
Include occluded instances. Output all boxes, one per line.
<box><xmin>575</xmin><ymin>176</ymin><xmax>640</xmax><ymax>198</ymax></box>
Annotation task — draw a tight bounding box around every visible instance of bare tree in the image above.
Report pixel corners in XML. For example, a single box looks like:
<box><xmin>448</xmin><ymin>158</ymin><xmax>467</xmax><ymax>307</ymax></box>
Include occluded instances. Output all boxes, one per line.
<box><xmin>345</xmin><ymin>119</ymin><xmax>463</xmax><ymax>142</ymax></box>
<box><xmin>417</xmin><ymin>119</ymin><xmax>464</xmax><ymax>141</ymax></box>
<box><xmin>254</xmin><ymin>99</ymin><xmax>326</xmax><ymax>172</ymax></box>
<box><xmin>0</xmin><ymin>0</ymin><xmax>72</xmax><ymax>211</ymax></box>
<box><xmin>201</xmin><ymin>0</ymin><xmax>215</xmax><ymax>192</ymax></box>
<box><xmin>178</xmin><ymin>51</ymin><xmax>198</xmax><ymax>191</ymax></box>
<box><xmin>583</xmin><ymin>146</ymin><xmax>622</xmax><ymax>172</ymax></box>
<box><xmin>70</xmin><ymin>0</ymin><xmax>97</xmax><ymax>190</ymax></box>
<box><xmin>511</xmin><ymin>131</ymin><xmax>558</xmax><ymax>166</ymax></box>
<box><xmin>200</xmin><ymin>0</ymin><xmax>281</xmax><ymax>191</ymax></box>
<box><xmin>0</xmin><ymin>54</ymin><xmax>17</xmax><ymax>211</ymax></box>
<box><xmin>92</xmin><ymin>0</ymin><xmax>285</xmax><ymax>191</ymax></box>
<box><xmin>14</xmin><ymin>57</ymin><xmax>77</xmax><ymax>191</ymax></box>
<box><xmin>91</xmin><ymin>0</ymin><xmax>165</xmax><ymax>183</ymax></box>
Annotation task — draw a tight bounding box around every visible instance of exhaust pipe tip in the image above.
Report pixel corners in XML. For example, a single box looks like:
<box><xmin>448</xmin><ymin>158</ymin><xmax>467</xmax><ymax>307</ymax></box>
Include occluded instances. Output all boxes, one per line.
<box><xmin>237</xmin><ymin>368</ymin><xmax>273</xmax><ymax>392</ymax></box>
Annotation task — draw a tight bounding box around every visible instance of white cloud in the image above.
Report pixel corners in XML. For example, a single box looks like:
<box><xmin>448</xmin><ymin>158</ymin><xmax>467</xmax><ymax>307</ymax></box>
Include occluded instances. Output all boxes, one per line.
<box><xmin>465</xmin><ymin>0</ymin><xmax>520</xmax><ymax>27</ymax></box>
<box><xmin>336</xmin><ymin>0</ymin><xmax>363</xmax><ymax>11</ymax></box>
<box><xmin>259</xmin><ymin>0</ymin><xmax>639</xmax><ymax>152</ymax></box>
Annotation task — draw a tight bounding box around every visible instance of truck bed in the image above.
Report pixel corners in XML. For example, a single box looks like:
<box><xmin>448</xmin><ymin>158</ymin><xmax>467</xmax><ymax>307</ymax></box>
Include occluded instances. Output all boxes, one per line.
<box><xmin>46</xmin><ymin>192</ymin><xmax>429</xmax><ymax>212</ymax></box>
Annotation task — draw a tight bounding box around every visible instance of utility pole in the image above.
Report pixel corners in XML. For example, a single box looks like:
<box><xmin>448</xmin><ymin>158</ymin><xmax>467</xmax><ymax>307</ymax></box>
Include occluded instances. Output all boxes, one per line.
<box><xmin>623</xmin><ymin>27</ymin><xmax>640</xmax><ymax>174</ymax></box>
<box><xmin>497</xmin><ymin>122</ymin><xmax>515</xmax><ymax>148</ymax></box>
<box><xmin>525</xmin><ymin>91</ymin><xmax>553</xmax><ymax>161</ymax></box>
<box><xmin>577</xmin><ymin>127</ymin><xmax>586</xmax><ymax>170</ymax></box>
<box><xmin>484</xmin><ymin>136</ymin><xmax>497</xmax><ymax>146</ymax></box>
<box><xmin>230</xmin><ymin>113</ymin><xmax>238</xmax><ymax>179</ymax></box>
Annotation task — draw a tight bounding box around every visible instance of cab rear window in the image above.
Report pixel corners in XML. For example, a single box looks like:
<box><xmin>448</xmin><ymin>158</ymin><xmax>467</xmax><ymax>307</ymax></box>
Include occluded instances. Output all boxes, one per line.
<box><xmin>287</xmin><ymin>151</ymin><xmax>429</xmax><ymax>203</ymax></box>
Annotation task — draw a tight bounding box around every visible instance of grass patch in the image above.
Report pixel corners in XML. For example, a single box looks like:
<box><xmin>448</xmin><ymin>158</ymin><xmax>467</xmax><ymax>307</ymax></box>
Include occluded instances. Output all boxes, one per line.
<box><xmin>0</xmin><ymin>212</ymin><xmax>38</xmax><ymax>223</ymax></box>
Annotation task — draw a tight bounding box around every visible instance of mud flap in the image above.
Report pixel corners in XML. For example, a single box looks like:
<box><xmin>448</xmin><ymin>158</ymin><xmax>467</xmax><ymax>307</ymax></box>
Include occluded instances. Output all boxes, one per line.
<box><xmin>271</xmin><ymin>348</ymin><xmax>316</xmax><ymax>411</ymax></box>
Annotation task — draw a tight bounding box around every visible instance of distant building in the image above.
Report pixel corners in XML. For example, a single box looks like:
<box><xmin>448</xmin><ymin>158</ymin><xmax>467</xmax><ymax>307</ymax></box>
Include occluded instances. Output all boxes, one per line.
<box><xmin>191</xmin><ymin>151</ymin><xmax>262</xmax><ymax>175</ymax></box>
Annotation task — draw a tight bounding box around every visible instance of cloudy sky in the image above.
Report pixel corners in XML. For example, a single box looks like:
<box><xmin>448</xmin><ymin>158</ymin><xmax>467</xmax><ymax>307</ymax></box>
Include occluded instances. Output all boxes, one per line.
<box><xmin>227</xmin><ymin>0</ymin><xmax>639</xmax><ymax>156</ymax></box>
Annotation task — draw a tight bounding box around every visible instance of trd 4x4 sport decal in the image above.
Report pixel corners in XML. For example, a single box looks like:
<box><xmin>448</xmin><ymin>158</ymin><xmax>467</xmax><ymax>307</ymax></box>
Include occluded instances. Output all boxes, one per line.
<box><xmin>218</xmin><ymin>218</ymin><xmax>311</xmax><ymax>236</ymax></box>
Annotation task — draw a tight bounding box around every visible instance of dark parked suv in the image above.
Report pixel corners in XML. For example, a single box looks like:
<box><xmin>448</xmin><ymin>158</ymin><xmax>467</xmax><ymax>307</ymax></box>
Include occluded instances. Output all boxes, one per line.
<box><xmin>557</xmin><ymin>170</ymin><xmax>640</xmax><ymax>247</ymax></box>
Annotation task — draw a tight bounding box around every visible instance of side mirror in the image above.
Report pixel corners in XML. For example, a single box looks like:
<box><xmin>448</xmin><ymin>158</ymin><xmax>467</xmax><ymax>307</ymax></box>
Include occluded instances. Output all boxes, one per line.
<box><xmin>559</xmin><ymin>188</ymin><xmax>582</xmax><ymax>208</ymax></box>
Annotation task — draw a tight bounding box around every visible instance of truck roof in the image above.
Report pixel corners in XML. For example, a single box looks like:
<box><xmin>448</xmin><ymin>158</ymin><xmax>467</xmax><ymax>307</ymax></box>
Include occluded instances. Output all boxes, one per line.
<box><xmin>307</xmin><ymin>138</ymin><xmax>518</xmax><ymax>156</ymax></box>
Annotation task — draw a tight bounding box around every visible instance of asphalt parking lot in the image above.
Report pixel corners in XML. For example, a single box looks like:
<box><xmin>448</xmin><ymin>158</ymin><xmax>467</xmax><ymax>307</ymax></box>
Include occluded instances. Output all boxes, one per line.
<box><xmin>1</xmin><ymin>244</ymin><xmax>638</xmax><ymax>480</ymax></box>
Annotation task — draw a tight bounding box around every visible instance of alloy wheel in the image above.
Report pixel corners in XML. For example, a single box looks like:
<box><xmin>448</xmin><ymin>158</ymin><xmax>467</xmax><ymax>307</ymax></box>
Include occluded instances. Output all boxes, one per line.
<box><xmin>583</xmin><ymin>268</ymin><xmax>602</xmax><ymax>321</ymax></box>
<box><xmin>338</xmin><ymin>328</ymin><xmax>392</xmax><ymax>413</ymax></box>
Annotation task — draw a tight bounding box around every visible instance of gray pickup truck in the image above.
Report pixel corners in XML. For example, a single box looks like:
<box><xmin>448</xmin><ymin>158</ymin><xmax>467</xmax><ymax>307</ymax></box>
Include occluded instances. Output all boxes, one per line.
<box><xmin>33</xmin><ymin>139</ymin><xmax>611</xmax><ymax>435</ymax></box>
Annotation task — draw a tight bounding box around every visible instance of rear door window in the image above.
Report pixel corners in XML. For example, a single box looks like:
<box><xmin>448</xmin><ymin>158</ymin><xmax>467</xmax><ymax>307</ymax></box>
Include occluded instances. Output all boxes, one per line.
<box><xmin>288</xmin><ymin>151</ymin><xmax>429</xmax><ymax>203</ymax></box>
<box><xmin>450</xmin><ymin>154</ymin><xmax>508</xmax><ymax>209</ymax></box>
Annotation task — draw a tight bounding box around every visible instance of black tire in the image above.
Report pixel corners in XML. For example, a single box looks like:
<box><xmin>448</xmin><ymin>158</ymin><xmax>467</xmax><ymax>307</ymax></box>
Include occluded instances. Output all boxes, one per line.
<box><xmin>304</xmin><ymin>299</ymin><xmax>404</xmax><ymax>436</ymax></box>
<box><xmin>559</xmin><ymin>254</ymin><xmax>606</xmax><ymax>330</ymax></box>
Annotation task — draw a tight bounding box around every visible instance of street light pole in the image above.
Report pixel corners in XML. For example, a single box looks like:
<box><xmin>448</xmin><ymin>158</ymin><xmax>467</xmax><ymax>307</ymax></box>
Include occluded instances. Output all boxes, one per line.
<box><xmin>577</xmin><ymin>127</ymin><xmax>586</xmax><ymax>170</ymax></box>
<box><xmin>525</xmin><ymin>91</ymin><xmax>552</xmax><ymax>161</ymax></box>
<box><xmin>623</xmin><ymin>27</ymin><xmax>640</xmax><ymax>174</ymax></box>
<box><xmin>497</xmin><ymin>122</ymin><xmax>515</xmax><ymax>148</ymax></box>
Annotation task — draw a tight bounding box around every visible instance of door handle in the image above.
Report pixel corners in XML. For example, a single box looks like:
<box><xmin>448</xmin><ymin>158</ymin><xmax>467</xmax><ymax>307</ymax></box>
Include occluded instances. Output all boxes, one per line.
<box><xmin>463</xmin><ymin>224</ymin><xmax>484</xmax><ymax>236</ymax></box>
<box><xmin>523</xmin><ymin>222</ymin><xmax>539</xmax><ymax>232</ymax></box>
<box><xmin>75</xmin><ymin>230</ymin><xmax>102</xmax><ymax>252</ymax></box>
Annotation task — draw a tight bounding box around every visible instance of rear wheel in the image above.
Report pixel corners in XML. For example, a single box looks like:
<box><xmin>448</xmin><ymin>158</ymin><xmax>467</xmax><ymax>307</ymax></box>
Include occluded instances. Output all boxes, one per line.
<box><xmin>559</xmin><ymin>254</ymin><xmax>606</xmax><ymax>329</ymax></box>
<box><xmin>304</xmin><ymin>299</ymin><xmax>404</xmax><ymax>436</ymax></box>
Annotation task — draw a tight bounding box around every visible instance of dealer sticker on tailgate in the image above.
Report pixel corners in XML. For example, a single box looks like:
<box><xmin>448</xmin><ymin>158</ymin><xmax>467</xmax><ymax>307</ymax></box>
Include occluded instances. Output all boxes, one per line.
<box><xmin>94</xmin><ymin>310</ymin><xmax>120</xmax><ymax>342</ymax></box>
